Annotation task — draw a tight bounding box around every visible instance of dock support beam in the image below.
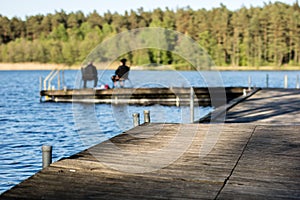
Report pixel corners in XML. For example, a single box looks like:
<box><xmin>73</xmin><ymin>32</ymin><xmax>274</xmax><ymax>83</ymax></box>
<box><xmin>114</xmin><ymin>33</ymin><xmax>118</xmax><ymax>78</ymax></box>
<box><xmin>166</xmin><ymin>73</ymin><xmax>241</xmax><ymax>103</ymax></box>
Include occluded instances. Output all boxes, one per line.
<box><xmin>190</xmin><ymin>87</ymin><xmax>194</xmax><ymax>123</ymax></box>
<box><xmin>296</xmin><ymin>75</ymin><xmax>299</xmax><ymax>89</ymax></box>
<box><xmin>243</xmin><ymin>89</ymin><xmax>247</xmax><ymax>96</ymax></box>
<box><xmin>39</xmin><ymin>76</ymin><xmax>43</xmax><ymax>91</ymax></box>
<box><xmin>133</xmin><ymin>113</ymin><xmax>140</xmax><ymax>127</ymax></box>
<box><xmin>62</xmin><ymin>70</ymin><xmax>65</xmax><ymax>89</ymax></box>
<box><xmin>266</xmin><ymin>74</ymin><xmax>269</xmax><ymax>88</ymax></box>
<box><xmin>248</xmin><ymin>75</ymin><xmax>251</xmax><ymax>90</ymax></box>
<box><xmin>144</xmin><ymin>110</ymin><xmax>150</xmax><ymax>123</ymax></box>
<box><xmin>39</xmin><ymin>76</ymin><xmax>43</xmax><ymax>102</ymax></box>
<box><xmin>57</xmin><ymin>70</ymin><xmax>60</xmax><ymax>90</ymax></box>
<box><xmin>284</xmin><ymin>75</ymin><xmax>288</xmax><ymax>88</ymax></box>
<box><xmin>42</xmin><ymin>145</ymin><xmax>52</xmax><ymax>168</ymax></box>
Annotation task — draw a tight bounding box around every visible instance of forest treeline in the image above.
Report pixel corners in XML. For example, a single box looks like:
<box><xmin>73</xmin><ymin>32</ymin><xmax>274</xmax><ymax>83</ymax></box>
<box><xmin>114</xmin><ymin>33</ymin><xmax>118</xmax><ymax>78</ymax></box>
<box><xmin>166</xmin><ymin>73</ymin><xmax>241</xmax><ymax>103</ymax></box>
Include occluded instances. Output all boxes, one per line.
<box><xmin>0</xmin><ymin>2</ymin><xmax>300</xmax><ymax>68</ymax></box>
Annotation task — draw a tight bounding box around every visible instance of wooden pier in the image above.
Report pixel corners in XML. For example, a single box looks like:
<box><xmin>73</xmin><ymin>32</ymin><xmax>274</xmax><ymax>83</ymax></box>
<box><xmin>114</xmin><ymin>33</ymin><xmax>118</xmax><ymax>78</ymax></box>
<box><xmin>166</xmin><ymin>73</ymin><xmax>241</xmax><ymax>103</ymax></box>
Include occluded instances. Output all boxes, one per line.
<box><xmin>1</xmin><ymin>89</ymin><xmax>300</xmax><ymax>199</ymax></box>
<box><xmin>40</xmin><ymin>87</ymin><xmax>246</xmax><ymax>106</ymax></box>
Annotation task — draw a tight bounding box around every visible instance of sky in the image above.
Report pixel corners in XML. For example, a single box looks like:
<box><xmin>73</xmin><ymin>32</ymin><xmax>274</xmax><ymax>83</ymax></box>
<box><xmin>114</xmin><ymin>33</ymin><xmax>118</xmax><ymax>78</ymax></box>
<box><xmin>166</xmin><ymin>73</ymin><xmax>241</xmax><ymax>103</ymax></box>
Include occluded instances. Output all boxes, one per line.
<box><xmin>0</xmin><ymin>0</ymin><xmax>297</xmax><ymax>19</ymax></box>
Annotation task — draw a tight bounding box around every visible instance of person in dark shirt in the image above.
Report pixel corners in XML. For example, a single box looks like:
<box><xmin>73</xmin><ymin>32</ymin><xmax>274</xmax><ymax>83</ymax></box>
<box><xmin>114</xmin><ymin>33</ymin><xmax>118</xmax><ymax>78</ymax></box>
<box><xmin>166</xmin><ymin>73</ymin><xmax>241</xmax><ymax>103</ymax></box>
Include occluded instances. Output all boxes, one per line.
<box><xmin>111</xmin><ymin>58</ymin><xmax>130</xmax><ymax>88</ymax></box>
<box><xmin>82</xmin><ymin>61</ymin><xmax>98</xmax><ymax>88</ymax></box>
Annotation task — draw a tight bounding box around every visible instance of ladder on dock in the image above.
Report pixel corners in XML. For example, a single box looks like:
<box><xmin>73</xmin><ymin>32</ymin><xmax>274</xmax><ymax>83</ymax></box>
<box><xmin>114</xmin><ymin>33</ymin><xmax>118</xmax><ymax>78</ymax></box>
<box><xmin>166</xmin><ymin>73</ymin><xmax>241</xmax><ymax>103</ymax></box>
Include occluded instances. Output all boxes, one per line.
<box><xmin>39</xmin><ymin>68</ymin><xmax>66</xmax><ymax>101</ymax></box>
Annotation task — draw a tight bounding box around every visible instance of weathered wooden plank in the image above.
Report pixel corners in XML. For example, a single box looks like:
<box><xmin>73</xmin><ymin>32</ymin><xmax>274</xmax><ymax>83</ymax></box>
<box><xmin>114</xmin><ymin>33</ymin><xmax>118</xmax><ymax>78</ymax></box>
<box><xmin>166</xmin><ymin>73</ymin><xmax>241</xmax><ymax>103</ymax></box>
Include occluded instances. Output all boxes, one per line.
<box><xmin>218</xmin><ymin>185</ymin><xmax>300</xmax><ymax>200</ymax></box>
<box><xmin>217</xmin><ymin>125</ymin><xmax>300</xmax><ymax>199</ymax></box>
<box><xmin>1</xmin><ymin>123</ymin><xmax>256</xmax><ymax>199</ymax></box>
<box><xmin>225</xmin><ymin>89</ymin><xmax>300</xmax><ymax>124</ymax></box>
<box><xmin>2</xmin><ymin>166</ymin><xmax>221</xmax><ymax>200</ymax></box>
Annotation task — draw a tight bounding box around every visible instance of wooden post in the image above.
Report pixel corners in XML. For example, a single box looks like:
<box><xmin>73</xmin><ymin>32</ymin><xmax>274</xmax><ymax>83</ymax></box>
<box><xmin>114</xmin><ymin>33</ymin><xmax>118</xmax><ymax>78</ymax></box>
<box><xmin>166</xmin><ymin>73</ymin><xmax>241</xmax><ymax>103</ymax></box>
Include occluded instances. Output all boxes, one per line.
<box><xmin>42</xmin><ymin>145</ymin><xmax>52</xmax><ymax>168</ymax></box>
<box><xmin>284</xmin><ymin>75</ymin><xmax>288</xmax><ymax>88</ymax></box>
<box><xmin>57</xmin><ymin>70</ymin><xmax>60</xmax><ymax>90</ymax></box>
<box><xmin>266</xmin><ymin>74</ymin><xmax>269</xmax><ymax>88</ymax></box>
<box><xmin>62</xmin><ymin>70</ymin><xmax>65</xmax><ymax>88</ymax></box>
<box><xmin>190</xmin><ymin>87</ymin><xmax>194</xmax><ymax>123</ymax></box>
<box><xmin>114</xmin><ymin>96</ymin><xmax>118</xmax><ymax>104</ymax></box>
<box><xmin>175</xmin><ymin>96</ymin><xmax>180</xmax><ymax>107</ymax></box>
<box><xmin>248</xmin><ymin>75</ymin><xmax>251</xmax><ymax>90</ymax></box>
<box><xmin>144</xmin><ymin>110</ymin><xmax>150</xmax><ymax>123</ymax></box>
<box><xmin>296</xmin><ymin>75</ymin><xmax>299</xmax><ymax>89</ymax></box>
<box><xmin>39</xmin><ymin>76</ymin><xmax>43</xmax><ymax>92</ymax></box>
<box><xmin>39</xmin><ymin>76</ymin><xmax>43</xmax><ymax>102</ymax></box>
<box><xmin>133</xmin><ymin>113</ymin><xmax>140</xmax><ymax>127</ymax></box>
<box><xmin>243</xmin><ymin>89</ymin><xmax>247</xmax><ymax>96</ymax></box>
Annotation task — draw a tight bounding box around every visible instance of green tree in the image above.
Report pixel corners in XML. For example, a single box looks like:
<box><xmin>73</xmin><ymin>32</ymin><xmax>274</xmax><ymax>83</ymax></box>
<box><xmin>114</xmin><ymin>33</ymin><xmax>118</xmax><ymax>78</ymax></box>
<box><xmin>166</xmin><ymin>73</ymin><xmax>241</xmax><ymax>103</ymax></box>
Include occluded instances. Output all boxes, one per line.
<box><xmin>86</xmin><ymin>11</ymin><xmax>103</xmax><ymax>29</ymax></box>
<box><xmin>0</xmin><ymin>16</ymin><xmax>12</xmax><ymax>43</ymax></box>
<box><xmin>50</xmin><ymin>23</ymin><xmax>68</xmax><ymax>41</ymax></box>
<box><xmin>26</xmin><ymin>15</ymin><xmax>44</xmax><ymax>40</ymax></box>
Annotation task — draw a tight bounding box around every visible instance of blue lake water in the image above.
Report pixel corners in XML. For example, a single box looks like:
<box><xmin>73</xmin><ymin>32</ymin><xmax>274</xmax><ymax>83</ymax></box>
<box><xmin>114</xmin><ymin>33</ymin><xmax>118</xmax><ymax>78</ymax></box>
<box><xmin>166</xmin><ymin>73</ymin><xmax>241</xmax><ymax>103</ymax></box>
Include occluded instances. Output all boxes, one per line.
<box><xmin>0</xmin><ymin>70</ymin><xmax>300</xmax><ymax>194</ymax></box>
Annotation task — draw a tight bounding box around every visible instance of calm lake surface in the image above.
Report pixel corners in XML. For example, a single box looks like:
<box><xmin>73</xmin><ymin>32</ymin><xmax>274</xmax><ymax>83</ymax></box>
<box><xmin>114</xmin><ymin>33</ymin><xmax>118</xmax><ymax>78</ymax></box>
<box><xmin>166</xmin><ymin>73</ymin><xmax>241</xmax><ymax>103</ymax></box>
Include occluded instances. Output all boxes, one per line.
<box><xmin>1</xmin><ymin>70</ymin><xmax>300</xmax><ymax>194</ymax></box>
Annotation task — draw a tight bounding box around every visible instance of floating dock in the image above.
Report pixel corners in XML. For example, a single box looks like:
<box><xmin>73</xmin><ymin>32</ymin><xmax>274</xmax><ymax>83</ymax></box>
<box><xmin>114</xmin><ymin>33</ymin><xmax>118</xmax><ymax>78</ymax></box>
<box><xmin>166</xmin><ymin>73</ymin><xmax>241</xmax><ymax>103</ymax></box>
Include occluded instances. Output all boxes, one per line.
<box><xmin>1</xmin><ymin>89</ymin><xmax>300</xmax><ymax>199</ymax></box>
<box><xmin>40</xmin><ymin>87</ymin><xmax>246</xmax><ymax>106</ymax></box>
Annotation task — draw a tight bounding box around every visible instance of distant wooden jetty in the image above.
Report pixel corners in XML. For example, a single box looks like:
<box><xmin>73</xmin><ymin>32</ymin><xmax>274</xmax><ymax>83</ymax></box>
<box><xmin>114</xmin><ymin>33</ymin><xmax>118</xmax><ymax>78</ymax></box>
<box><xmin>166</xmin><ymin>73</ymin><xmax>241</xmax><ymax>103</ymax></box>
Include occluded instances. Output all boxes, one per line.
<box><xmin>40</xmin><ymin>87</ymin><xmax>246</xmax><ymax>106</ymax></box>
<box><xmin>1</xmin><ymin>89</ymin><xmax>300</xmax><ymax>199</ymax></box>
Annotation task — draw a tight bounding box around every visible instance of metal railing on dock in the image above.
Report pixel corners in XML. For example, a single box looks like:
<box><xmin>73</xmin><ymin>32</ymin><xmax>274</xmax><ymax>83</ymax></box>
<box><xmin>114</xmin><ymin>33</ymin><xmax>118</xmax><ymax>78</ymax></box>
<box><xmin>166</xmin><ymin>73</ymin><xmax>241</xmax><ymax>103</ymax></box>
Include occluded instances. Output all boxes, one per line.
<box><xmin>40</xmin><ymin>68</ymin><xmax>65</xmax><ymax>91</ymax></box>
<box><xmin>40</xmin><ymin>68</ymin><xmax>66</xmax><ymax>101</ymax></box>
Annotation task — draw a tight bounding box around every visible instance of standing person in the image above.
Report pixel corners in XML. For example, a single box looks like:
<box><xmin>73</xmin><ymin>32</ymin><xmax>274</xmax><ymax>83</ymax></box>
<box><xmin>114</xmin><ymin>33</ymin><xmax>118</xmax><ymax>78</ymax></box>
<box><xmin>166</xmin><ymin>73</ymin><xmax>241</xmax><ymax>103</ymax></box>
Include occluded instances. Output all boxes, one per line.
<box><xmin>82</xmin><ymin>61</ymin><xmax>98</xmax><ymax>88</ymax></box>
<box><xmin>111</xmin><ymin>58</ymin><xmax>130</xmax><ymax>88</ymax></box>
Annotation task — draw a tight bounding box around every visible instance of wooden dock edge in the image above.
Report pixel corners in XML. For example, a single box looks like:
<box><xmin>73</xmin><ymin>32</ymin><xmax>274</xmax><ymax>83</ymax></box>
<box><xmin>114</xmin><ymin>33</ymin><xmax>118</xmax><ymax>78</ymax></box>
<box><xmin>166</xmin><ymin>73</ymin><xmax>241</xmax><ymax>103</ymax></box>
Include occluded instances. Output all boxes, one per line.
<box><xmin>196</xmin><ymin>88</ymin><xmax>261</xmax><ymax>123</ymax></box>
<box><xmin>39</xmin><ymin>87</ymin><xmax>245</xmax><ymax>106</ymax></box>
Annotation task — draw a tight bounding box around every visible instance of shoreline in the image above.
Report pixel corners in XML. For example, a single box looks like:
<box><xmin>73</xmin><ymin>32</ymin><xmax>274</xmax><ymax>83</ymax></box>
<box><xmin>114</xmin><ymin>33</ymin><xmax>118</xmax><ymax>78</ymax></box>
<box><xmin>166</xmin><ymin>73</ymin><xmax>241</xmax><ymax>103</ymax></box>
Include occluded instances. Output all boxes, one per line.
<box><xmin>0</xmin><ymin>63</ymin><xmax>300</xmax><ymax>71</ymax></box>
<box><xmin>0</xmin><ymin>63</ymin><xmax>68</xmax><ymax>70</ymax></box>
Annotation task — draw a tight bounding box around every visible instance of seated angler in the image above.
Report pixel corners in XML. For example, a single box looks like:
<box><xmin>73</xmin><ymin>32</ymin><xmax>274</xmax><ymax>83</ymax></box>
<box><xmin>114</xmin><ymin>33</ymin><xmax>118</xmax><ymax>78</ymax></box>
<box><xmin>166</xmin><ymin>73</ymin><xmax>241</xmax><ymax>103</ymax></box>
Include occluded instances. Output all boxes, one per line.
<box><xmin>111</xmin><ymin>58</ymin><xmax>130</xmax><ymax>88</ymax></box>
<box><xmin>81</xmin><ymin>61</ymin><xmax>98</xmax><ymax>88</ymax></box>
